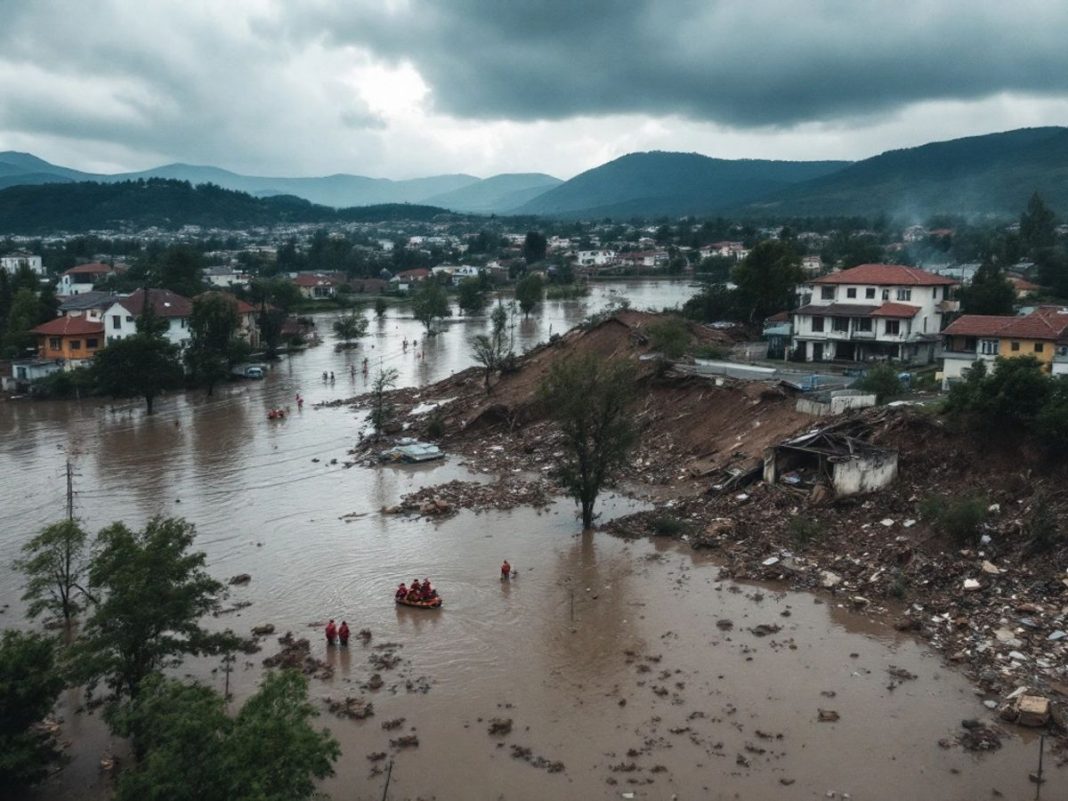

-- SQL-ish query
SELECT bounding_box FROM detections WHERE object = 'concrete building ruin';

[763,429,898,497]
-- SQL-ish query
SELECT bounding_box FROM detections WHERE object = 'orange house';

[31,316,105,366]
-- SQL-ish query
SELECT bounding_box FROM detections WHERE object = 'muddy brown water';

[0,280,1060,800]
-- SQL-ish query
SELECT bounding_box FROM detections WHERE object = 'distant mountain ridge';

[2,126,1068,220]
[0,152,551,211]
[513,152,849,217]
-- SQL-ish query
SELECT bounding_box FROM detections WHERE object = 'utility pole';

[223,651,236,702]
[65,460,74,521]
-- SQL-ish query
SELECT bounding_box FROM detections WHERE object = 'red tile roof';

[396,268,431,280]
[293,273,340,288]
[112,288,193,318]
[193,291,258,315]
[943,307,1068,340]
[31,316,104,336]
[63,262,119,276]
[871,302,920,318]
[812,264,958,287]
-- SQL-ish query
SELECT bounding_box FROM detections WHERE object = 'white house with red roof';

[941,306,1068,386]
[790,264,959,364]
[102,288,194,348]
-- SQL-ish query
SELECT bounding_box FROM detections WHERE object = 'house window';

[1011,341,1020,352]
[856,317,872,332]
[126,315,134,323]
[1035,342,1045,353]
[86,338,98,349]
[811,316,824,332]
[48,337,61,350]
[885,320,901,336]
[112,315,121,329]
[980,339,998,355]
[896,288,912,301]
[846,287,857,299]
[820,286,835,300]
[833,317,848,332]
[882,289,890,300]
[865,288,876,299]
[69,340,81,350]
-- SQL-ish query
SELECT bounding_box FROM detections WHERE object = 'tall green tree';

[155,246,206,298]
[0,631,64,795]
[411,281,451,334]
[186,292,240,396]
[469,303,512,393]
[456,278,486,316]
[523,231,547,263]
[14,520,91,626]
[961,260,1015,315]
[373,297,388,318]
[369,367,399,436]
[515,273,544,318]
[540,354,637,529]
[1020,191,1056,253]
[94,327,182,414]
[73,517,230,709]
[114,670,339,801]
[3,288,39,356]
[732,240,802,322]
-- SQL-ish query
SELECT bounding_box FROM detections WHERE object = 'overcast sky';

[2,0,1067,180]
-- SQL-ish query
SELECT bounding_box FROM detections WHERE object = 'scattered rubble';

[325,696,374,720]
[383,478,553,520]
[488,718,513,736]
[262,632,333,680]
[228,573,251,585]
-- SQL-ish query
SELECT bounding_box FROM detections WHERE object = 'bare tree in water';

[370,368,399,436]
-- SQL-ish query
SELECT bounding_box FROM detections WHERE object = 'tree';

[73,517,230,708]
[523,231,547,264]
[540,354,637,529]
[961,260,1015,315]
[155,246,206,298]
[373,297,388,318]
[945,356,1050,429]
[1037,376,1068,451]
[3,287,39,357]
[854,363,903,402]
[457,278,486,316]
[331,311,368,348]
[369,368,399,436]
[1020,191,1056,253]
[186,293,240,396]
[113,671,339,801]
[94,329,182,414]
[15,520,90,626]
[646,316,692,360]
[732,241,802,322]
[682,283,738,323]
[515,274,544,318]
[0,631,64,795]
[469,304,511,393]
[411,281,451,334]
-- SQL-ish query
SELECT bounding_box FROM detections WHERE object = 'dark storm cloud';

[305,0,1068,126]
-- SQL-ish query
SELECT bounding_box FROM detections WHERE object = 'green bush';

[647,316,692,360]
[650,514,688,536]
[1025,496,1061,555]
[854,363,903,402]
[920,493,987,544]
[30,367,96,399]
[788,516,823,547]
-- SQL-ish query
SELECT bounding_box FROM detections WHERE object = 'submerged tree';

[411,281,451,334]
[73,517,231,710]
[186,292,241,396]
[113,670,339,801]
[331,310,368,348]
[369,367,400,436]
[515,274,544,318]
[0,631,65,794]
[457,278,487,316]
[540,354,637,529]
[14,519,91,626]
[93,326,182,414]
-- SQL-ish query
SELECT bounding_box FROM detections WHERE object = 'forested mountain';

[513,152,850,217]
[0,180,454,233]
[738,127,1068,218]
[423,173,563,213]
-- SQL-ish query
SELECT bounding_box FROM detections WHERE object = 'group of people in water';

[395,577,438,602]
[324,619,350,646]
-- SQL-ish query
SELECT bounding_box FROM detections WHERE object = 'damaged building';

[763,429,898,497]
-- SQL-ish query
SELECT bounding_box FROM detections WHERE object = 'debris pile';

[325,696,374,720]
[384,478,554,519]
[262,632,333,680]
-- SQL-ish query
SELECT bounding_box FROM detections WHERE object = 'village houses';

[102,288,194,349]
[790,264,959,364]
[56,262,122,296]
[1,250,44,275]
[941,305,1068,386]
[29,315,105,369]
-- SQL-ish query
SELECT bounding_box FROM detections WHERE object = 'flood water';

[0,279,1059,800]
